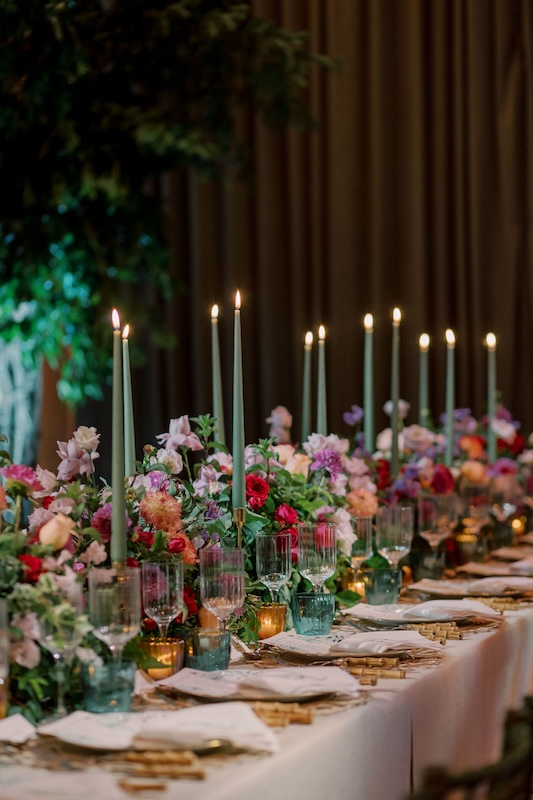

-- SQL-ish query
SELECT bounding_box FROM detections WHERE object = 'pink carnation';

[0,464,43,494]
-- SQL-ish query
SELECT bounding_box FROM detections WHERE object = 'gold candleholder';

[233,507,246,549]
[0,678,8,720]
[257,603,287,640]
[137,637,184,680]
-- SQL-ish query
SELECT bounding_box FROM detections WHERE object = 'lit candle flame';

[486,332,496,350]
[122,324,130,340]
[235,291,241,310]
[364,313,373,332]
[419,333,430,351]
[393,308,401,325]
[112,308,120,331]
[445,329,456,346]
[305,331,313,347]
[211,304,219,320]
[318,325,326,341]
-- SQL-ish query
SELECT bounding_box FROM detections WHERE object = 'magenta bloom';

[309,448,343,481]
[0,464,43,495]
[91,504,113,543]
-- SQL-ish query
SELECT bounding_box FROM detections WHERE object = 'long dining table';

[2,602,533,800]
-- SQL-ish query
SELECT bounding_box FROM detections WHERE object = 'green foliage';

[0,0,331,404]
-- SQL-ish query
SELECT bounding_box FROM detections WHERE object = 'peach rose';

[458,435,486,460]
[346,488,379,518]
[284,453,311,478]
[39,512,75,550]
[460,460,487,483]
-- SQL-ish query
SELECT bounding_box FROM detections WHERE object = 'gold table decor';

[257,603,287,640]
[137,637,184,680]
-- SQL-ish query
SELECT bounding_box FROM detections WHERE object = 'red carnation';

[245,475,270,510]
[498,433,525,456]
[18,554,44,583]
[274,503,298,526]
[431,464,455,495]
[375,459,391,491]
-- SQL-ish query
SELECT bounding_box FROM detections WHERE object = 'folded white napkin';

[467,576,533,593]
[237,666,358,697]
[39,704,278,753]
[0,714,36,744]
[329,630,444,655]
[458,562,512,577]
[402,599,500,621]
[492,546,533,561]
[509,557,533,576]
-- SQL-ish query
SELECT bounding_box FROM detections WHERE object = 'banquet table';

[2,606,533,800]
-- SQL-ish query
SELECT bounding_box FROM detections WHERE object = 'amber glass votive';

[257,603,287,640]
[137,637,184,680]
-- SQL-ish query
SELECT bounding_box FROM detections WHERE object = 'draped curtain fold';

[72,0,533,474]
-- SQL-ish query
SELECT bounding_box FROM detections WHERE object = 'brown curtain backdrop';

[60,0,533,476]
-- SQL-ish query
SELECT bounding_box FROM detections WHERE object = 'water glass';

[82,661,136,713]
[88,567,141,662]
[357,567,402,605]
[183,628,231,671]
[376,505,414,566]
[141,558,184,640]
[350,516,374,570]
[297,522,337,592]
[291,592,335,636]
[255,532,292,602]
[199,548,245,629]
[418,494,458,551]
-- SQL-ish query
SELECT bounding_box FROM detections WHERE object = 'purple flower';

[486,458,518,477]
[204,500,223,520]
[309,448,343,481]
[343,405,364,427]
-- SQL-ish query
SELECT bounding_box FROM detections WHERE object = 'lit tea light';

[257,603,287,640]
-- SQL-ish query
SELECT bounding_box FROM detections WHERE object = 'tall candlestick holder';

[233,507,246,549]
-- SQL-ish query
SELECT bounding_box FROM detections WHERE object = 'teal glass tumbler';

[82,661,136,713]
[183,628,231,671]
[291,592,335,636]
[357,567,402,605]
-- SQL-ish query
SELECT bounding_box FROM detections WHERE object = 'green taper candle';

[211,304,226,445]
[363,314,374,452]
[445,329,456,466]
[232,291,246,508]
[418,333,430,428]
[486,333,497,463]
[111,309,127,564]
[390,308,401,477]
[122,324,136,477]
[301,331,313,443]
[316,325,327,435]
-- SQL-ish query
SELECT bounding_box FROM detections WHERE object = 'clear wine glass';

[376,505,414,566]
[39,582,84,720]
[199,548,245,629]
[255,532,292,602]
[350,516,374,571]
[297,522,337,592]
[141,558,184,641]
[418,494,458,552]
[88,566,141,665]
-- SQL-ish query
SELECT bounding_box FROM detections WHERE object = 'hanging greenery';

[0,0,332,404]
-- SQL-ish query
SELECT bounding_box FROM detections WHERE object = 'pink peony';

[56,438,99,481]
[156,416,203,451]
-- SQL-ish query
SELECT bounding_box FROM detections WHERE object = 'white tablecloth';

[2,608,533,800]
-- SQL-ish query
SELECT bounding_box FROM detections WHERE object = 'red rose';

[41,496,54,510]
[18,554,44,583]
[431,464,455,495]
[126,557,139,568]
[375,459,391,491]
[498,433,525,456]
[142,617,158,632]
[245,475,270,510]
[168,537,186,554]
[274,503,298,526]
[135,529,155,548]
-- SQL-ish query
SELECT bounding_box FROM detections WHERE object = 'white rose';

[73,426,101,453]
[155,448,184,474]
[375,428,405,456]
[491,419,517,444]
[39,512,75,550]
